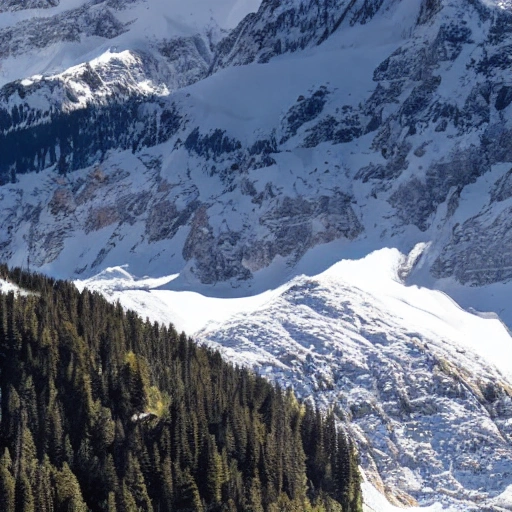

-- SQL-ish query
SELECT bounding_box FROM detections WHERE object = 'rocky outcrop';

[432,206,512,285]
[211,0,394,70]
[0,0,59,12]
[0,3,127,61]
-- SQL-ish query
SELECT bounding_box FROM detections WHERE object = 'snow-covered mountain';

[2,0,512,509]
[1,0,511,314]
[76,247,512,511]
[0,0,261,86]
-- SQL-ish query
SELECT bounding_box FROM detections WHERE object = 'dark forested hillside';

[0,94,182,185]
[0,265,362,512]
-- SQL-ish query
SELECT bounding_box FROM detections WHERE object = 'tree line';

[0,264,362,511]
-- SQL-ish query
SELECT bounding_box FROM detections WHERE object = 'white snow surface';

[78,247,512,381]
[0,278,21,294]
[76,264,285,336]
[361,477,451,512]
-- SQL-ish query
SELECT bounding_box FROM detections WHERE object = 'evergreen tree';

[53,462,88,512]
[0,449,16,512]
[15,472,35,512]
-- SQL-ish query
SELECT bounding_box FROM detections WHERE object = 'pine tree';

[120,480,138,512]
[125,452,153,512]
[53,462,88,512]
[0,449,16,512]
[15,472,34,512]
[107,491,117,512]
[204,435,224,504]
[247,474,264,512]
[176,471,203,512]
[33,456,53,512]
[159,455,174,511]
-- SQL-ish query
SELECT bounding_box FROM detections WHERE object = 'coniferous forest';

[0,265,362,512]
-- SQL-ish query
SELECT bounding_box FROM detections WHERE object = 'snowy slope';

[77,247,512,510]
[1,0,510,318]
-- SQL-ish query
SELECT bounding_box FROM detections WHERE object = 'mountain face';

[0,0,511,303]
[1,0,512,509]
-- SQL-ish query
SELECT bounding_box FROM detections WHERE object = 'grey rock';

[146,199,199,243]
[432,207,512,285]
[183,206,251,283]
[0,0,59,12]
[184,128,242,160]
[280,86,329,143]
[212,0,391,71]
[495,85,512,112]
[491,167,512,203]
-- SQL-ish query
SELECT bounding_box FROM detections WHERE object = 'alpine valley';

[1,0,512,510]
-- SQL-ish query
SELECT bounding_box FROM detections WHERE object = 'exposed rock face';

[0,153,363,283]
[432,205,512,285]
[258,192,363,261]
[0,3,128,60]
[156,35,213,89]
[0,0,217,98]
[0,0,59,12]
[182,205,252,284]
[211,0,394,70]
